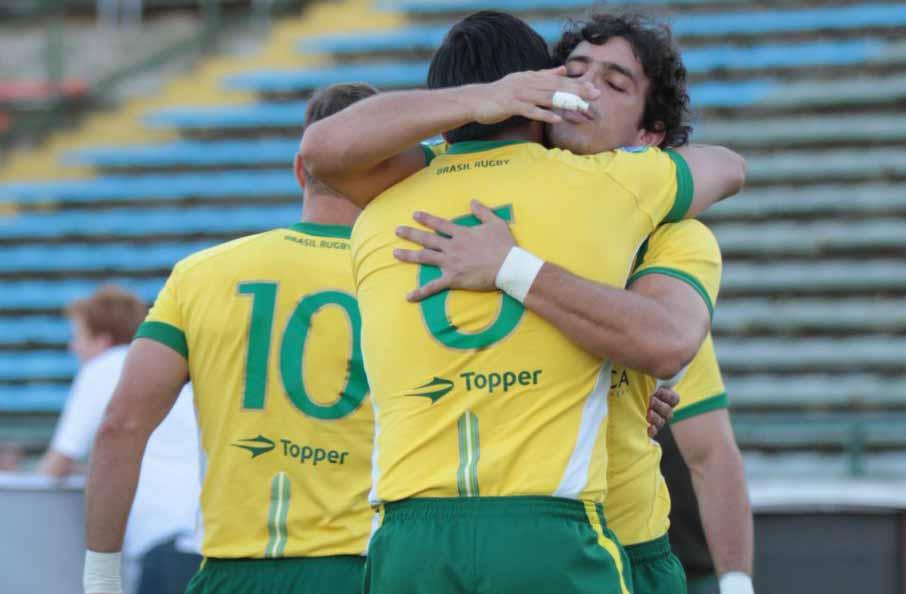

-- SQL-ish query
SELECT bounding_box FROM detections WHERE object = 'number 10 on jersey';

[237,282,368,420]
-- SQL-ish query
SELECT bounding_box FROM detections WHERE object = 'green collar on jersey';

[289,221,352,238]
[446,139,532,155]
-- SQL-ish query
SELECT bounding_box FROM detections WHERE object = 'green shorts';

[625,535,686,594]
[185,555,365,594]
[364,496,633,594]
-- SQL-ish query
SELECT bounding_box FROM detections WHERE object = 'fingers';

[394,248,444,266]
[520,105,562,124]
[653,386,680,409]
[396,225,448,250]
[649,396,676,424]
[647,409,668,437]
[413,211,459,237]
[470,200,500,224]
[407,277,450,302]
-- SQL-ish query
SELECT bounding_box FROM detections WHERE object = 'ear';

[638,123,666,148]
[293,152,306,189]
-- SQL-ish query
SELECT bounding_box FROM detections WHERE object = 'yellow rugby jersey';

[352,139,693,504]
[605,220,723,545]
[135,223,374,559]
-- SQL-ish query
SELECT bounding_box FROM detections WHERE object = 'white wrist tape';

[655,364,689,390]
[552,91,589,112]
[83,550,123,594]
[719,572,754,594]
[495,246,545,303]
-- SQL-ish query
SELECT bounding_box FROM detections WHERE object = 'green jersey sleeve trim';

[663,150,694,223]
[627,266,714,319]
[135,321,188,359]
[421,142,437,166]
[672,392,728,424]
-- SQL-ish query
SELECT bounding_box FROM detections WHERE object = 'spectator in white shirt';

[36,285,201,594]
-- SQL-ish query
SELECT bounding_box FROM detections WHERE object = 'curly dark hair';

[552,12,692,148]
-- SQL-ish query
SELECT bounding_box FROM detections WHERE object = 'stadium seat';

[227,39,891,95]
[0,384,69,413]
[0,351,77,381]
[711,220,906,255]
[0,317,72,345]
[714,337,905,372]
[65,138,299,169]
[726,375,906,410]
[699,113,906,148]
[722,261,906,293]
[0,204,298,239]
[0,170,296,204]
[377,0,744,16]
[0,241,217,272]
[304,5,906,55]
[146,101,309,131]
[703,184,906,220]
[0,279,164,310]
[715,299,906,333]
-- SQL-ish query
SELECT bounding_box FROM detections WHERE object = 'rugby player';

[302,11,744,594]
[391,13,754,594]
[83,84,378,594]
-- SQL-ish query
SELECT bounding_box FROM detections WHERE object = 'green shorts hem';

[624,534,686,594]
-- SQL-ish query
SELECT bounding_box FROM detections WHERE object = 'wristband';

[719,572,754,594]
[83,550,123,594]
[495,246,545,303]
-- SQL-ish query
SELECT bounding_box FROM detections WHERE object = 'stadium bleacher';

[1,0,905,480]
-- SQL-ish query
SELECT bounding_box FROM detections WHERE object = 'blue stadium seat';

[66,138,299,168]
[704,184,906,220]
[722,261,906,293]
[0,170,296,204]
[0,204,298,239]
[715,337,905,371]
[712,220,906,255]
[0,241,217,272]
[0,351,77,381]
[715,299,906,333]
[0,279,165,309]
[0,384,69,413]
[231,38,886,94]
[146,101,308,130]
[376,0,743,15]
[726,374,906,409]
[0,317,71,344]
[303,5,906,55]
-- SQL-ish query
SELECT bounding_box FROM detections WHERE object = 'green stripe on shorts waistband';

[624,533,673,563]
[383,496,602,522]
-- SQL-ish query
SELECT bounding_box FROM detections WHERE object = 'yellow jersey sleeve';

[134,264,188,359]
[673,333,727,423]
[602,146,694,226]
[627,219,722,319]
[420,138,449,165]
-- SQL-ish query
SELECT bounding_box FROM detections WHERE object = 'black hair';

[553,11,692,148]
[428,11,553,144]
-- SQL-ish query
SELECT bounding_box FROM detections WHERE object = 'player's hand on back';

[647,386,680,437]
[466,66,600,126]
[395,200,516,301]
